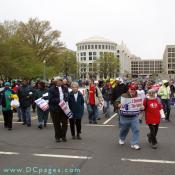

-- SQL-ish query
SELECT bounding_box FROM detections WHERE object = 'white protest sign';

[35,98,49,111]
[120,97,143,116]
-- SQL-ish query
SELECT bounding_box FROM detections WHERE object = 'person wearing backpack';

[143,89,162,149]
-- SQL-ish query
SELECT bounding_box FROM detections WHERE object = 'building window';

[102,45,105,49]
[89,52,96,60]
[88,45,90,49]
[99,45,101,49]
[168,53,172,57]
[80,52,86,61]
[85,45,87,50]
[95,45,97,49]
[89,57,92,60]
[91,45,94,49]
[168,48,172,52]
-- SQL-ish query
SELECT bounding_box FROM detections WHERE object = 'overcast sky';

[0,0,175,59]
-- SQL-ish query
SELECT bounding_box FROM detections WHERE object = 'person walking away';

[35,81,49,129]
[68,82,84,139]
[1,82,14,130]
[158,80,171,121]
[102,80,112,118]
[48,77,69,142]
[143,89,162,149]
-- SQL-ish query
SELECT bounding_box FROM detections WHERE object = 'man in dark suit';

[48,77,69,142]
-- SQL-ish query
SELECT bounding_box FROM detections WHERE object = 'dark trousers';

[148,124,159,145]
[69,118,82,136]
[3,110,13,129]
[50,110,68,140]
[161,99,171,120]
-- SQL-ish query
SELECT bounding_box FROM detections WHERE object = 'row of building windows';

[168,53,175,57]
[168,64,175,68]
[77,44,117,51]
[168,48,175,52]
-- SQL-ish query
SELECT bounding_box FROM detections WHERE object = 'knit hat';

[4,82,11,86]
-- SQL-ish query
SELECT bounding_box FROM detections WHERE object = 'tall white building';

[76,36,131,79]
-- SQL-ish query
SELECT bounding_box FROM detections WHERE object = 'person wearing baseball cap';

[116,83,143,150]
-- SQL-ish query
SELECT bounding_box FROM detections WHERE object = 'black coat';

[18,85,34,108]
[111,83,128,104]
[48,85,69,112]
[68,91,84,119]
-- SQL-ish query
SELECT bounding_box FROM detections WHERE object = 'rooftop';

[76,36,117,45]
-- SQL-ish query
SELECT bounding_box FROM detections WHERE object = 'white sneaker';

[119,139,125,145]
[131,144,141,150]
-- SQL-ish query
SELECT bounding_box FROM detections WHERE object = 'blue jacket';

[68,91,84,119]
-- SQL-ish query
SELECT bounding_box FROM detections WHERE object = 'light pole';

[43,59,46,81]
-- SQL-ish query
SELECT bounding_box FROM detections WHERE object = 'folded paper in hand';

[35,98,49,111]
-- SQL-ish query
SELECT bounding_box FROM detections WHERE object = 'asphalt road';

[0,106,175,175]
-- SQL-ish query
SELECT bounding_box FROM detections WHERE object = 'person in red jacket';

[143,89,162,149]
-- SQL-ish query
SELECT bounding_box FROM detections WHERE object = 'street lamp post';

[43,59,46,81]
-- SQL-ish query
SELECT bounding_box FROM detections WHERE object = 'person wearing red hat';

[116,83,143,150]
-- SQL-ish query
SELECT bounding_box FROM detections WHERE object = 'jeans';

[21,107,31,125]
[87,104,98,123]
[104,100,110,117]
[119,116,140,145]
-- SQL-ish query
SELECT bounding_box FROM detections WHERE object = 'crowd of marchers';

[0,77,174,150]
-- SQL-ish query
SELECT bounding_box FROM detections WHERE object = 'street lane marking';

[33,154,92,160]
[0,151,19,155]
[0,121,168,128]
[121,158,175,164]
[85,124,116,127]
[103,113,117,125]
